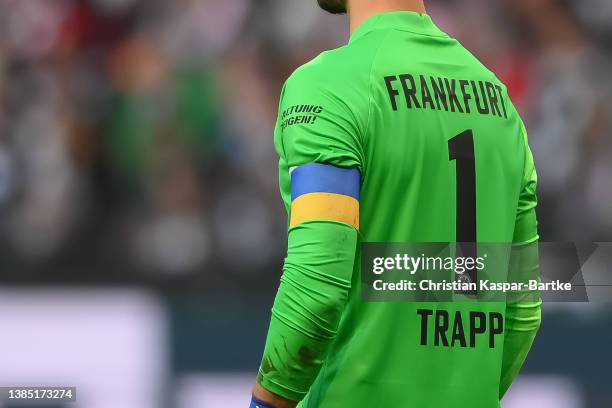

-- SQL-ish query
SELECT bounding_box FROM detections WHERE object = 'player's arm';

[500,122,542,399]
[252,65,365,406]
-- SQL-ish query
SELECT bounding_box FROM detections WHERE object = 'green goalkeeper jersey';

[259,11,541,408]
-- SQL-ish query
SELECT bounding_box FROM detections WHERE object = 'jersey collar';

[349,11,448,44]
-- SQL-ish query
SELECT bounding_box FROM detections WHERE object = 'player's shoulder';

[285,33,385,92]
[455,40,507,89]
[454,39,521,116]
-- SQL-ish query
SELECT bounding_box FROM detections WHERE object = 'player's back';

[298,12,533,408]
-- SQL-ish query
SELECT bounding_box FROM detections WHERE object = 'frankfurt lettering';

[384,74,508,119]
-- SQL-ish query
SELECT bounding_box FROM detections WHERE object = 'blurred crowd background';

[0,0,610,407]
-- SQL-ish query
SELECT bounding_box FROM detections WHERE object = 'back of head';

[317,0,347,14]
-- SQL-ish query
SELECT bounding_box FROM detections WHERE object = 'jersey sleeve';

[501,121,542,399]
[274,61,367,176]
[512,121,538,244]
[257,63,367,401]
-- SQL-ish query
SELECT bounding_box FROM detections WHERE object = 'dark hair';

[317,0,347,15]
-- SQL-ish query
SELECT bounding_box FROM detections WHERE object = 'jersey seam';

[277,84,288,160]
[364,30,393,177]
[387,27,449,38]
[520,123,530,190]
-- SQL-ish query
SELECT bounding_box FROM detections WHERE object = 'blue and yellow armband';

[289,163,360,230]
